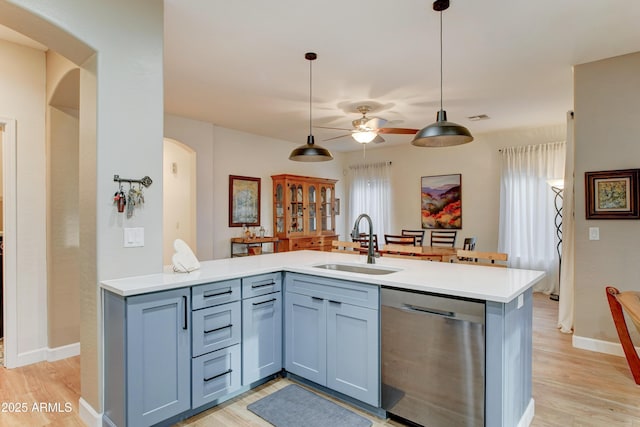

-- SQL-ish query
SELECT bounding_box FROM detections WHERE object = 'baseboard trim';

[47,342,80,362]
[12,342,81,367]
[79,397,102,427]
[573,334,640,357]
[517,398,535,427]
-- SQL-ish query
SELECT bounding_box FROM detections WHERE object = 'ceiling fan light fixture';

[289,52,333,162]
[352,130,377,144]
[412,0,473,148]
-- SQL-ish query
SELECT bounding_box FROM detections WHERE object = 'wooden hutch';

[271,174,338,252]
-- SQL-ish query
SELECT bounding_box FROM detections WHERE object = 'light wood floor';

[1,294,639,426]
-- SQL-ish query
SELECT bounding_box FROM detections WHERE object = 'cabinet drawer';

[192,301,241,357]
[242,272,282,298]
[192,279,241,309]
[192,344,241,409]
[285,273,379,309]
[292,237,322,249]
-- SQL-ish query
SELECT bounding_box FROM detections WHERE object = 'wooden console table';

[230,236,280,257]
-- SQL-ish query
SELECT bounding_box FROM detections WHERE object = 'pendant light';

[289,52,334,162]
[412,0,473,147]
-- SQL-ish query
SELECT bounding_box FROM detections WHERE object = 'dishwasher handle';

[402,303,455,318]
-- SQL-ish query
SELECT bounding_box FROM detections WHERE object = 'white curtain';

[348,162,392,241]
[558,112,575,333]
[499,141,566,294]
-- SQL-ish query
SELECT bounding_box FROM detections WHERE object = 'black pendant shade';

[412,0,473,148]
[289,52,333,162]
[289,135,333,161]
[411,110,473,147]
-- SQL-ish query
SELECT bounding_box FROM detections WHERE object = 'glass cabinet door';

[289,183,304,233]
[320,186,333,233]
[275,184,284,233]
[308,185,317,233]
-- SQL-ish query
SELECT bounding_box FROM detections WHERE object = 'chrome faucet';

[351,213,375,264]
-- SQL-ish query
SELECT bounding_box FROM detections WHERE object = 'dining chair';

[331,240,363,254]
[606,286,640,384]
[463,237,477,250]
[352,233,379,252]
[401,229,426,246]
[384,234,416,245]
[430,230,458,247]
[455,250,508,267]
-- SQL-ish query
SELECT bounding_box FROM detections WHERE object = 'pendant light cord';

[309,57,313,135]
[439,9,443,112]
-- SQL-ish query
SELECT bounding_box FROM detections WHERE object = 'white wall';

[343,124,566,251]
[574,51,640,345]
[165,114,347,259]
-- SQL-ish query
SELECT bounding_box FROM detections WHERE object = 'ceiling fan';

[316,105,419,144]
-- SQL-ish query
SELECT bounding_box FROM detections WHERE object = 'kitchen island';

[101,250,544,427]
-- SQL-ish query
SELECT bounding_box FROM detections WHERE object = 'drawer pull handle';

[251,281,276,289]
[253,298,277,306]
[203,289,233,298]
[311,296,323,302]
[204,369,233,382]
[204,324,232,334]
[328,300,342,305]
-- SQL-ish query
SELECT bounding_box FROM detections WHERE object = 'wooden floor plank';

[1,293,639,426]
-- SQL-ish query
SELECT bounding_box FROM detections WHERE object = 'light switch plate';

[124,227,144,247]
[589,227,599,241]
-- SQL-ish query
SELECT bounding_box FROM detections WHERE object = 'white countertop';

[100,250,545,303]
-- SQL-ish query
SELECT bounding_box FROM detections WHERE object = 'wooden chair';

[381,244,424,259]
[463,237,477,250]
[331,240,363,254]
[606,286,640,385]
[352,233,379,252]
[384,234,416,245]
[455,250,508,267]
[430,230,458,247]
[401,229,425,246]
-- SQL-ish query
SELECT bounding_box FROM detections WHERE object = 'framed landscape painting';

[421,174,462,229]
[585,169,640,219]
[229,175,261,227]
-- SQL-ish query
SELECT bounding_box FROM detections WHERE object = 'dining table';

[379,244,459,262]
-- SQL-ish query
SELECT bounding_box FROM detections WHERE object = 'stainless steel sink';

[313,263,401,275]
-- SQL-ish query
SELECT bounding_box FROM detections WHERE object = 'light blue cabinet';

[104,288,191,427]
[285,291,327,384]
[242,292,282,384]
[327,301,379,406]
[284,273,379,406]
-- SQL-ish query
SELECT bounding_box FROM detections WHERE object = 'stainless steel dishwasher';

[381,287,485,427]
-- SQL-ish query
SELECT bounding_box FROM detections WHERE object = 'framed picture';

[585,169,640,219]
[421,174,462,229]
[229,175,261,227]
[334,198,341,215]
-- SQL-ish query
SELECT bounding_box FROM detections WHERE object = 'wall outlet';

[589,227,599,241]
[124,227,144,247]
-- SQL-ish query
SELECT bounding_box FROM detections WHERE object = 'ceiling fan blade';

[314,125,353,131]
[372,135,386,143]
[376,127,419,135]
[364,117,387,129]
[323,133,351,141]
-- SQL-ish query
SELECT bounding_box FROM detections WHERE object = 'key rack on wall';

[113,174,153,187]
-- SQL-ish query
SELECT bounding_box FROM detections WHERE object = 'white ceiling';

[4,1,640,153]
[162,0,640,152]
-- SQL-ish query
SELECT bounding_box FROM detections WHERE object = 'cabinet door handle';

[203,289,232,298]
[204,324,233,334]
[182,296,188,330]
[251,281,276,289]
[204,369,233,382]
[311,296,323,302]
[253,298,277,306]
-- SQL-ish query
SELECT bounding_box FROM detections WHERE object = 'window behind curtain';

[498,141,565,294]
[348,162,392,241]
